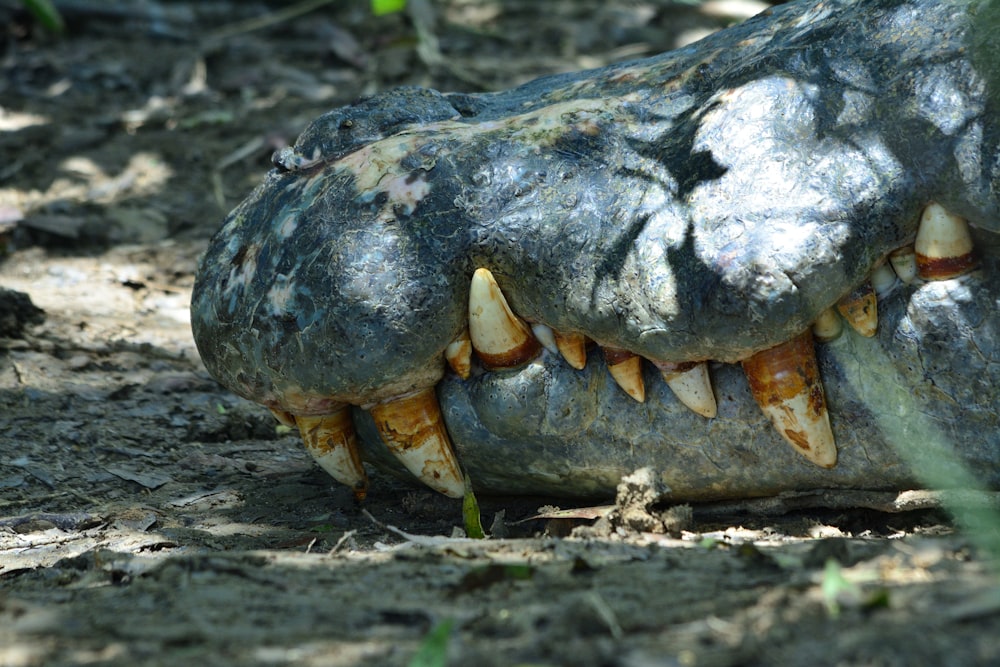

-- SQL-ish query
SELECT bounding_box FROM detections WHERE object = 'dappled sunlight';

[3,1,1000,665]
[0,151,173,212]
[0,108,50,132]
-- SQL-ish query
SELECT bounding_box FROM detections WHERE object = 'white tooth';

[741,330,838,469]
[915,202,977,280]
[836,281,877,338]
[269,407,297,428]
[369,387,464,498]
[870,261,897,296]
[812,307,843,343]
[297,408,369,500]
[655,361,717,418]
[889,246,917,284]
[468,268,540,370]
[553,331,587,370]
[603,347,645,403]
[445,329,472,379]
[531,323,559,355]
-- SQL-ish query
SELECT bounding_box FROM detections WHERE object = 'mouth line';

[351,243,999,500]
[265,201,992,501]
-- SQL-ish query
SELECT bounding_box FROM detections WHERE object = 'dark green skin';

[192,0,1000,500]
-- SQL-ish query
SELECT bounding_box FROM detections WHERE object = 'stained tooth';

[915,202,977,280]
[836,280,878,337]
[269,407,297,428]
[369,387,464,498]
[468,268,541,370]
[297,407,369,500]
[531,323,560,355]
[811,307,843,343]
[603,347,645,403]
[445,329,472,379]
[654,361,717,418]
[741,330,838,469]
[888,246,917,284]
[553,331,587,370]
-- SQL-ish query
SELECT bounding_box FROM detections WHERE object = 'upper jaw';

[354,249,1000,500]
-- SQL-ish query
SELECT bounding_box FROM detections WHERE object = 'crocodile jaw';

[190,0,1000,501]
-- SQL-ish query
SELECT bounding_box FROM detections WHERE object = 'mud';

[2,1,999,665]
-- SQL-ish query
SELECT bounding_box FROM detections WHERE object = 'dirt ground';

[2,1,1000,665]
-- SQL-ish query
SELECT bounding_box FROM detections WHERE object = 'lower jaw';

[352,256,1000,501]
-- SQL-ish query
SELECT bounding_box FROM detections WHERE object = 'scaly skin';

[192,0,1000,500]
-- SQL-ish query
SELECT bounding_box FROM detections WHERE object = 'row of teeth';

[271,202,978,500]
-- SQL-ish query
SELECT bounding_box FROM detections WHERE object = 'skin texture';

[192,0,1000,500]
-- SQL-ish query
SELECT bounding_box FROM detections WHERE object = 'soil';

[2,1,999,665]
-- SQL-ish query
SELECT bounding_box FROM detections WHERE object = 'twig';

[328,529,357,555]
[362,509,474,547]
[206,0,338,43]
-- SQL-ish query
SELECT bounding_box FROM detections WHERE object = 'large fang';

[468,268,541,370]
[296,408,369,500]
[603,348,645,403]
[915,202,977,280]
[836,281,877,337]
[553,331,587,370]
[741,330,838,469]
[369,387,465,498]
[654,361,717,418]
[445,329,472,379]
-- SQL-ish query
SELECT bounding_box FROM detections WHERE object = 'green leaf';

[309,524,334,533]
[462,474,486,539]
[408,619,453,667]
[371,0,407,16]
[22,0,64,33]
[821,558,859,618]
[698,536,720,549]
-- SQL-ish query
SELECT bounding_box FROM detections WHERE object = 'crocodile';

[191,0,1000,502]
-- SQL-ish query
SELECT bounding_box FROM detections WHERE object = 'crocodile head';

[191,0,1000,501]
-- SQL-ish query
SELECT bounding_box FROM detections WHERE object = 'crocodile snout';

[191,0,1000,501]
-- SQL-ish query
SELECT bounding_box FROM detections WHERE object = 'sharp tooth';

[445,329,472,379]
[915,202,977,280]
[603,347,645,403]
[741,330,838,469]
[369,387,464,498]
[296,408,369,500]
[531,323,560,355]
[888,246,917,284]
[468,268,541,370]
[836,280,878,337]
[654,361,717,418]
[870,261,898,296]
[812,307,843,343]
[553,331,587,370]
[269,407,297,428]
